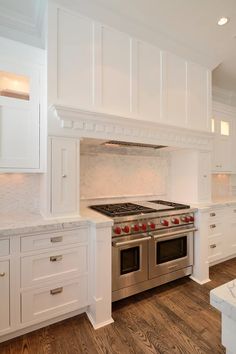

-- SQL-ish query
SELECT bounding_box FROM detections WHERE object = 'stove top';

[90,200,190,218]
[90,202,157,217]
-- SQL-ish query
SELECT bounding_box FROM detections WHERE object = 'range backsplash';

[80,149,169,200]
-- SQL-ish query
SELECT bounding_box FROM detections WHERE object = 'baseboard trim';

[0,307,87,344]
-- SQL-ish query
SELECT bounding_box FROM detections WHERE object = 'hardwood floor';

[1,258,236,354]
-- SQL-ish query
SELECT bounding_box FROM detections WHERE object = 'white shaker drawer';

[208,209,224,221]
[0,239,9,257]
[208,221,223,237]
[21,276,88,324]
[208,236,223,263]
[21,246,88,288]
[21,228,88,252]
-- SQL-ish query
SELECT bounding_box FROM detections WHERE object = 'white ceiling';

[0,0,235,92]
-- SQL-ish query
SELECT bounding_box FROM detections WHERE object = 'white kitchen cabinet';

[0,62,40,170]
[207,205,236,265]
[0,261,10,332]
[211,106,234,173]
[170,150,211,204]
[51,138,80,215]
[0,37,46,172]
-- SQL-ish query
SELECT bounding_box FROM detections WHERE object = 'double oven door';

[112,227,195,292]
[149,228,194,279]
[112,234,150,291]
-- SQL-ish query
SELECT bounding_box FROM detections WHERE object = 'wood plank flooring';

[1,258,236,354]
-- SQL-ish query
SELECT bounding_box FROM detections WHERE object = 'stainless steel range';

[90,200,197,302]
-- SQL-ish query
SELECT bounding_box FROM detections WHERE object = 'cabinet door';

[227,219,236,256]
[51,138,78,215]
[162,52,187,127]
[0,261,10,332]
[198,152,211,202]
[0,62,40,170]
[212,115,232,172]
[187,62,210,131]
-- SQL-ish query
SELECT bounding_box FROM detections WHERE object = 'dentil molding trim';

[50,104,213,151]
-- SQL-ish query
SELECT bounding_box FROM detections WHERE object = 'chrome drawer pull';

[210,244,217,249]
[50,236,63,243]
[50,287,63,295]
[210,212,216,217]
[210,224,216,229]
[0,272,5,277]
[50,255,63,262]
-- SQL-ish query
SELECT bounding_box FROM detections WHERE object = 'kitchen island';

[210,280,236,354]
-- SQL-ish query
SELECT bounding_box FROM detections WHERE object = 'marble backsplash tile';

[80,150,169,200]
[0,174,40,213]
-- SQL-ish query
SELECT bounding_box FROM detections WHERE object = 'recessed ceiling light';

[218,17,229,26]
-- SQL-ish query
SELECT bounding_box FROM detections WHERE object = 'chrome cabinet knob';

[62,174,67,178]
[0,272,6,277]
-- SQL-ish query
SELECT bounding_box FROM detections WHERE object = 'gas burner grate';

[90,203,157,217]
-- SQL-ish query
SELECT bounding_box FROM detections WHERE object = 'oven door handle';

[150,227,198,240]
[112,236,151,248]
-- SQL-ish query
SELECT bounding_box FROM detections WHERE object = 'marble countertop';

[210,280,236,321]
[0,209,112,237]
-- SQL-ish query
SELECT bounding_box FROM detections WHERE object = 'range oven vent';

[103,141,167,149]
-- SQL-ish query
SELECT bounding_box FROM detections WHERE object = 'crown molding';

[0,0,46,48]
[212,86,236,109]
[49,105,213,151]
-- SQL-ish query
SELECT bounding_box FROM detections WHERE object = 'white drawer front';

[21,228,88,252]
[21,276,88,323]
[0,239,9,257]
[21,246,88,288]
[208,221,223,237]
[208,209,224,221]
[208,236,223,263]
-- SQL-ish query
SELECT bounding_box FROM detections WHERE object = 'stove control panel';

[112,213,195,237]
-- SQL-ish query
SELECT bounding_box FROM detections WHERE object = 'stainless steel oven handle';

[112,236,151,248]
[150,227,198,240]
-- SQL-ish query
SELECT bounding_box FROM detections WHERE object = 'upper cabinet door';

[162,52,187,127]
[56,9,93,107]
[0,62,40,170]
[187,62,211,131]
[135,41,162,122]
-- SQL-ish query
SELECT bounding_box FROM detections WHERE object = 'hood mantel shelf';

[50,104,213,151]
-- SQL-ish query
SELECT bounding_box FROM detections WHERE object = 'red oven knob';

[181,216,190,223]
[161,219,169,227]
[189,216,194,222]
[171,218,179,225]
[150,222,155,229]
[122,225,130,233]
[133,224,140,232]
[114,226,122,235]
[141,223,147,231]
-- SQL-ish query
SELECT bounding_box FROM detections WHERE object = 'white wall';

[80,146,169,200]
[0,174,40,213]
